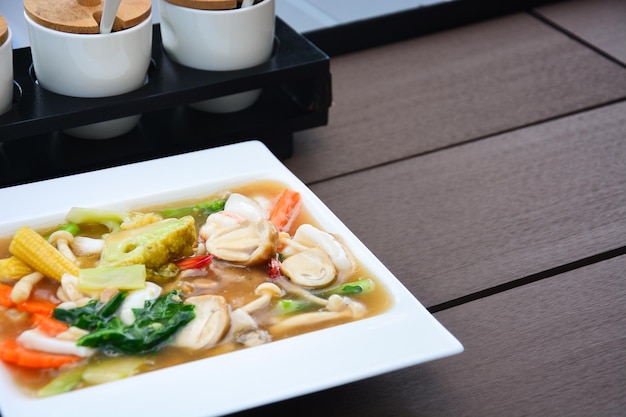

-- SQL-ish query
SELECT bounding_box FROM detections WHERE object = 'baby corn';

[9,226,80,281]
[0,256,33,280]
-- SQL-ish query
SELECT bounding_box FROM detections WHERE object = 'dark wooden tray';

[0,18,331,187]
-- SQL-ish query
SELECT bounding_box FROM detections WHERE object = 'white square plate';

[0,140,462,417]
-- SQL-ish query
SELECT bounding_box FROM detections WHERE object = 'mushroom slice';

[70,236,104,257]
[240,283,282,314]
[48,230,76,262]
[172,294,229,350]
[280,247,337,289]
[11,272,44,304]
[326,294,367,318]
[57,272,84,303]
[275,277,329,307]
[202,213,278,265]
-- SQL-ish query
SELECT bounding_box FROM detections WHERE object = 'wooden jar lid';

[0,15,8,47]
[24,0,152,34]
[162,0,257,11]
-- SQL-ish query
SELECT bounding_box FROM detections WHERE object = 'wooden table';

[230,0,626,415]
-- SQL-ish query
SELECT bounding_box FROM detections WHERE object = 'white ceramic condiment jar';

[0,15,13,115]
[24,0,152,139]
[158,0,275,113]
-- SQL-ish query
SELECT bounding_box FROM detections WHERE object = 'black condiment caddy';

[0,18,331,188]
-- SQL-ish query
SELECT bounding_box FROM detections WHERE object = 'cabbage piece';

[78,264,147,292]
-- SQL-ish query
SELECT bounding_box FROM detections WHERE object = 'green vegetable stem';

[275,298,316,314]
[160,199,226,218]
[322,278,374,296]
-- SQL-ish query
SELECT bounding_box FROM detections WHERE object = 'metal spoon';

[99,0,122,34]
[240,0,255,8]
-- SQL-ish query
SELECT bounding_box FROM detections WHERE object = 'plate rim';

[0,140,463,417]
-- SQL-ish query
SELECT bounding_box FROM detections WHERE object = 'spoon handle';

[100,0,122,34]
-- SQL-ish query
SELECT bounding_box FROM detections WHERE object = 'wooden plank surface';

[285,12,626,183]
[306,101,626,308]
[229,254,626,417]
[242,4,626,415]
[2,3,623,417]
[535,0,626,65]
[236,3,626,416]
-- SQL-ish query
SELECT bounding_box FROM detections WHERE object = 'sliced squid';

[172,294,230,350]
[281,224,355,274]
[199,193,279,265]
[223,193,266,223]
[200,212,278,265]
[17,329,94,358]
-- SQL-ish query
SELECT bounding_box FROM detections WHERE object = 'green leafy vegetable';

[53,290,195,355]
[53,291,128,331]
[80,291,194,355]
[160,199,226,218]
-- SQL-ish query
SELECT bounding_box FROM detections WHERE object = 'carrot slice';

[32,314,69,337]
[0,339,81,369]
[0,283,57,316]
[0,284,13,307]
[269,189,301,232]
[16,299,56,317]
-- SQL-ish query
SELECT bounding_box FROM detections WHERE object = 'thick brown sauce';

[0,180,393,396]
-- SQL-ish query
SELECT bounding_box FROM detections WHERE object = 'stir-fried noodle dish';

[0,181,391,397]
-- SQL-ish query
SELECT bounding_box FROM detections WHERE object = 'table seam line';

[305,97,626,188]
[527,9,626,70]
[426,245,626,314]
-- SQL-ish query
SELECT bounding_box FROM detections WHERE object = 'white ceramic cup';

[24,12,153,139]
[158,0,275,113]
[0,26,13,115]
